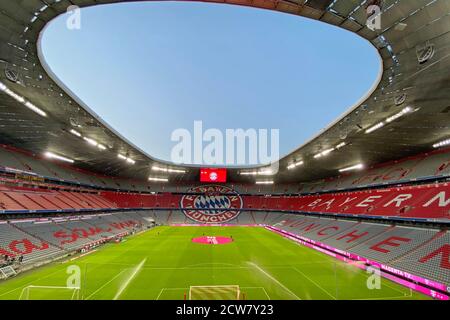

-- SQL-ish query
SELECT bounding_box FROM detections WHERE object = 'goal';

[189,285,241,300]
[0,266,17,279]
[19,285,81,300]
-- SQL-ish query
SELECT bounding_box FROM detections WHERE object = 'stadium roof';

[0,0,449,184]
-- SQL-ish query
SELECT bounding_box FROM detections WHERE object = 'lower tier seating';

[0,223,62,263]
[0,212,154,265]
[392,233,449,286]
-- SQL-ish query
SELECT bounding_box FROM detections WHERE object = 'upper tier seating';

[2,181,450,220]
[2,145,450,194]
[102,182,450,220]
[0,186,116,211]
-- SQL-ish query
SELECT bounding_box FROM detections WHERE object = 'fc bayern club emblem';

[209,172,218,181]
[181,185,243,223]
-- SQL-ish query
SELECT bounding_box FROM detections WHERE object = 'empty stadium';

[0,0,449,303]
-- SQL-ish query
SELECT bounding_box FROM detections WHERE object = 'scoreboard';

[200,168,227,183]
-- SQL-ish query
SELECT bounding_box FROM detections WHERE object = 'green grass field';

[0,226,429,300]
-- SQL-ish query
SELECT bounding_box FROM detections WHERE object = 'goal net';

[19,286,81,300]
[189,285,241,300]
[0,266,16,279]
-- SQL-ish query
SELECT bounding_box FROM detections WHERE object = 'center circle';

[191,236,233,245]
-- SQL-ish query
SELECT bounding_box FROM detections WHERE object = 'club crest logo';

[181,185,243,223]
[209,172,218,181]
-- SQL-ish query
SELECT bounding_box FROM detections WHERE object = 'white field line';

[98,265,249,270]
[113,258,146,300]
[89,230,151,300]
[292,267,336,300]
[1,226,149,299]
[156,287,189,300]
[87,262,330,270]
[379,277,411,296]
[156,288,165,300]
[0,267,64,298]
[246,286,271,300]
[85,269,127,300]
[261,287,271,300]
[339,262,407,296]
[247,262,301,300]
[186,262,243,268]
[353,279,412,300]
[276,231,413,298]
[156,287,270,300]
[352,294,412,300]
[68,249,97,262]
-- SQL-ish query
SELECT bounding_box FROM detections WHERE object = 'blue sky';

[41,2,380,164]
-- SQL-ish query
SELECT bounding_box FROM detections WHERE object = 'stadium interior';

[0,0,449,301]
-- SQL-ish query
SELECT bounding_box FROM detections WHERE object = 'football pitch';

[0,226,429,300]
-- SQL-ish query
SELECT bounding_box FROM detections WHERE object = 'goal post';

[19,285,81,300]
[0,266,17,279]
[189,285,241,300]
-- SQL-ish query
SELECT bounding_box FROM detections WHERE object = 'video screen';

[200,168,227,183]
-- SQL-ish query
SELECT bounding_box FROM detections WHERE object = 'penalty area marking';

[0,267,66,298]
[84,269,127,300]
[156,288,188,300]
[292,266,336,300]
[156,287,271,300]
[247,262,301,300]
[253,286,271,300]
